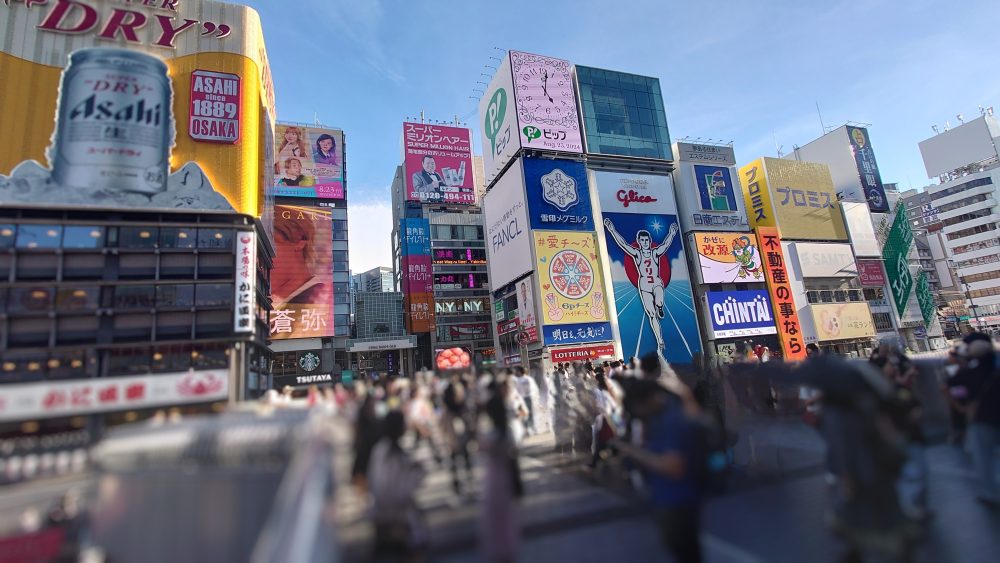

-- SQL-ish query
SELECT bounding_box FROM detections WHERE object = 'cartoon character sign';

[695,232,765,284]
[601,213,701,364]
[731,236,762,279]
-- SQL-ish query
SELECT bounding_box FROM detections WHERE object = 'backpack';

[689,413,730,494]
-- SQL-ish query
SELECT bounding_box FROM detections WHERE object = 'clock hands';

[542,69,554,104]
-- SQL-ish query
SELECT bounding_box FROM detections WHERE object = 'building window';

[872,312,893,332]
[107,347,151,376]
[152,344,193,373]
[56,287,99,311]
[113,285,155,309]
[159,227,197,249]
[0,224,15,248]
[930,177,992,201]
[197,228,233,250]
[16,225,62,249]
[62,226,105,249]
[195,283,232,307]
[156,284,195,308]
[7,287,54,313]
[947,222,997,241]
[119,227,158,249]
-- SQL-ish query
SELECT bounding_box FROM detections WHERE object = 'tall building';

[918,113,1000,330]
[353,266,394,293]
[0,0,276,481]
[347,291,414,378]
[480,53,702,371]
[392,122,494,372]
[267,123,350,389]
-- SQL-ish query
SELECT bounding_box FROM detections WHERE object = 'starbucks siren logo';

[298,352,321,373]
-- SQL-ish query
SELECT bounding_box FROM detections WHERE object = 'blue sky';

[245,0,1000,272]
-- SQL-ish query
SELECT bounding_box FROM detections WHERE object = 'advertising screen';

[523,156,593,231]
[857,259,888,287]
[811,303,876,341]
[846,126,889,212]
[483,158,532,290]
[400,218,434,333]
[692,232,765,284]
[0,0,276,217]
[756,227,806,360]
[273,124,345,200]
[515,276,539,343]
[434,273,489,290]
[479,54,517,186]
[595,170,702,364]
[432,248,487,265]
[741,158,848,241]
[706,290,778,339]
[509,51,583,154]
[403,122,475,205]
[270,205,333,340]
[794,243,858,278]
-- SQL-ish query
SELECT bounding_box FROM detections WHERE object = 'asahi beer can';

[50,48,173,195]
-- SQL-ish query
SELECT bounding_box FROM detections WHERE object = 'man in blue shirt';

[613,377,704,563]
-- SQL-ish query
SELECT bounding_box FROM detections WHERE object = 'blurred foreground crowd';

[326,333,998,563]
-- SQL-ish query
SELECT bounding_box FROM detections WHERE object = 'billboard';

[509,51,583,154]
[811,303,876,341]
[483,158,532,290]
[674,142,737,166]
[400,218,434,333]
[403,122,475,205]
[273,124,345,200]
[270,205,333,339]
[0,0,276,217]
[534,230,608,326]
[480,54,517,185]
[846,126,889,212]
[550,343,617,364]
[523,157,593,230]
[432,248,487,265]
[234,231,257,333]
[706,290,778,339]
[543,322,614,347]
[842,201,881,257]
[794,243,858,278]
[918,116,1000,179]
[756,227,806,360]
[515,276,539,343]
[595,170,701,364]
[857,259,887,287]
[916,271,936,327]
[692,232,764,284]
[741,158,848,241]
[882,210,914,317]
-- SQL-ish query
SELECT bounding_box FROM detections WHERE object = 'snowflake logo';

[540,168,578,212]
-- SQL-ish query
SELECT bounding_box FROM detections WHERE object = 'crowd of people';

[325,333,998,563]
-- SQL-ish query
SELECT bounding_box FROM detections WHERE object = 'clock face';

[512,54,576,126]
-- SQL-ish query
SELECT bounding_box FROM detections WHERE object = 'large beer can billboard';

[0,0,276,217]
[402,122,475,205]
[270,204,334,340]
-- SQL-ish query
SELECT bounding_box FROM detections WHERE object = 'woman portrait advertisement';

[278,157,315,187]
[271,206,333,311]
[277,126,310,160]
[311,132,343,182]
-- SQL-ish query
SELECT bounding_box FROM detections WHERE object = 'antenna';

[989,107,995,117]
[931,125,939,134]
[314,112,320,126]
[815,101,826,135]
[944,121,950,131]
[772,131,783,158]
[957,113,965,124]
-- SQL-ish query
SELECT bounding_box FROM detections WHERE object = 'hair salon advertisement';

[403,122,475,205]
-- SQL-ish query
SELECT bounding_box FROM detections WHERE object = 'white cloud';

[348,200,393,274]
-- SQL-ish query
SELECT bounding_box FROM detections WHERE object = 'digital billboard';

[706,290,778,339]
[483,158,532,290]
[741,158,848,241]
[692,232,764,284]
[509,51,583,154]
[270,205,333,340]
[273,124,345,200]
[523,157,593,231]
[432,248,487,265]
[403,122,475,205]
[595,170,702,364]
[811,303,876,341]
[846,126,889,212]
[400,218,435,333]
[0,0,276,217]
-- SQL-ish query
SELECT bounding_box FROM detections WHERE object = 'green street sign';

[340,370,354,384]
[882,208,914,317]
[916,271,935,327]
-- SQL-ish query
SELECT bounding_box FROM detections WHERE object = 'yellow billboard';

[811,303,876,341]
[533,231,609,326]
[0,0,275,218]
[744,158,847,241]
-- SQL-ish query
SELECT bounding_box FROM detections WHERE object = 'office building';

[346,291,414,378]
[353,267,395,293]
[0,0,276,481]
[918,113,1000,330]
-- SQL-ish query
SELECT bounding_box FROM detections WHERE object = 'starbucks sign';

[298,352,321,373]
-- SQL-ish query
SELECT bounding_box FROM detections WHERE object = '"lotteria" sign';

[550,343,617,364]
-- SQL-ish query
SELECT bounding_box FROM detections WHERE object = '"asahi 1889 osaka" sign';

[190,70,241,143]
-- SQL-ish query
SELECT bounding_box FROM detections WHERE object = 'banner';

[692,232,764,284]
[857,259,887,287]
[740,159,776,229]
[595,170,701,364]
[706,290,778,339]
[523,157,593,231]
[882,210,914,317]
[479,54,517,185]
[403,122,475,205]
[542,322,614,346]
[756,227,806,360]
[273,124,345,199]
[270,205,333,339]
[534,231,608,326]
[483,158,532,290]
[916,271,936,328]
[811,303,876,341]
[742,158,848,241]
[0,0,276,216]
[550,343,617,364]
[846,126,889,213]
[510,51,583,154]
[795,243,858,278]
[515,276,539,343]
[400,218,434,333]
[234,231,256,333]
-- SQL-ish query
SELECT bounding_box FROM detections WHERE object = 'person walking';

[959,337,1000,506]
[586,371,620,471]
[512,367,540,435]
[479,391,523,563]
[368,410,427,560]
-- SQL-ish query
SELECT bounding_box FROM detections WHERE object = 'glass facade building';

[574,66,672,160]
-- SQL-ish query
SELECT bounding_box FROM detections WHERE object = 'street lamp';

[948,259,981,328]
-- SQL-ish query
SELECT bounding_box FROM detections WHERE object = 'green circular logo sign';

[484,87,508,152]
[523,126,541,141]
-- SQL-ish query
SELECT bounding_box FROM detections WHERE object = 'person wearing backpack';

[612,377,705,563]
